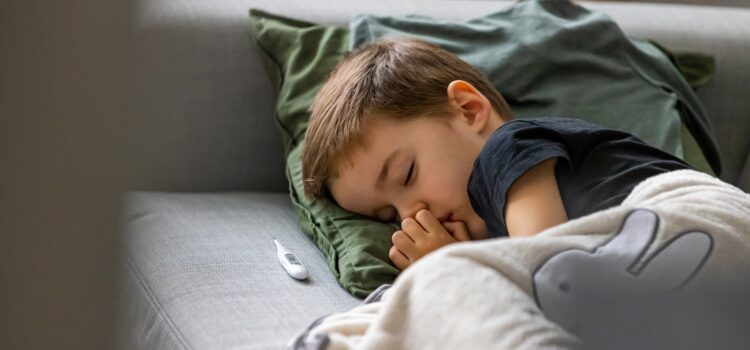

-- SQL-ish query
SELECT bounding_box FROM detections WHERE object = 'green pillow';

[247,5,717,298]
[248,9,399,298]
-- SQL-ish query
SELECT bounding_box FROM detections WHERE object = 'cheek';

[443,159,473,192]
[421,164,471,202]
[330,177,383,217]
[418,146,475,202]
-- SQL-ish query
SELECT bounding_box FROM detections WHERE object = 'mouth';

[438,212,454,223]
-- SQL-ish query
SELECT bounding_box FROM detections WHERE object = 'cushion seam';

[120,250,193,350]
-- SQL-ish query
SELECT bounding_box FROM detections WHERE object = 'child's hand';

[389,209,471,271]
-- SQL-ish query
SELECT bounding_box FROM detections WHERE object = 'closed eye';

[403,161,414,186]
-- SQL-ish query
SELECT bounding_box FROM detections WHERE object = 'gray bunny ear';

[597,209,659,273]
[637,231,713,294]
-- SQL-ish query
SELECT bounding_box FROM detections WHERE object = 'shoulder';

[481,117,580,158]
[472,118,573,183]
[486,117,633,154]
[504,117,604,130]
[489,117,601,139]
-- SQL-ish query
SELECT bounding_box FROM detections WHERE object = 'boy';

[301,38,691,271]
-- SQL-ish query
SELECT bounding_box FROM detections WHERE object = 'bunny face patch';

[532,209,714,348]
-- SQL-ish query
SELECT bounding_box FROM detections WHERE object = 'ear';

[446,80,491,134]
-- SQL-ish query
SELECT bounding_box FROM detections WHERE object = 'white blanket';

[290,170,750,349]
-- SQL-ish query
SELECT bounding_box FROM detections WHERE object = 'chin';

[468,219,489,240]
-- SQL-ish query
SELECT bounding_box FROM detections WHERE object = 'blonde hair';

[302,37,512,199]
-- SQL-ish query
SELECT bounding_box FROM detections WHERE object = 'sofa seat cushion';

[119,192,360,349]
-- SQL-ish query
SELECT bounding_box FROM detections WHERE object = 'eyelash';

[403,161,414,186]
[378,161,414,222]
[380,161,414,222]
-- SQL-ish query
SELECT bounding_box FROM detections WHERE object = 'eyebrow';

[375,148,403,191]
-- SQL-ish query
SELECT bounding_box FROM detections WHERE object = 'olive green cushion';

[247,5,716,298]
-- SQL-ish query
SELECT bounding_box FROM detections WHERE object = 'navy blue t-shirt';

[467,117,692,238]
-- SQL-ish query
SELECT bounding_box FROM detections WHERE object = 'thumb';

[443,221,471,242]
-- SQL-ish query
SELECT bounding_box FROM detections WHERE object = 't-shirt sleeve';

[468,120,570,238]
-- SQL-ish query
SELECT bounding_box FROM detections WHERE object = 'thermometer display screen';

[285,253,301,265]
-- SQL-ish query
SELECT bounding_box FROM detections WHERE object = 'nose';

[396,201,427,222]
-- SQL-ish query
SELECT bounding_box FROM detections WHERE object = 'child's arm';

[504,158,568,238]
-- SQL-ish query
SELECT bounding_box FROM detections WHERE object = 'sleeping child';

[300,37,691,271]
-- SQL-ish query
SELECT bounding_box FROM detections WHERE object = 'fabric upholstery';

[119,192,360,349]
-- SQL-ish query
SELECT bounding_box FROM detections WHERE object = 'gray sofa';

[118,1,750,349]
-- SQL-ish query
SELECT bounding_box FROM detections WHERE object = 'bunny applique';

[532,208,750,349]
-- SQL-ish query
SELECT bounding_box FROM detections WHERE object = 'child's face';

[328,114,489,240]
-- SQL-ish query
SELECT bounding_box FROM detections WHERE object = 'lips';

[438,212,453,223]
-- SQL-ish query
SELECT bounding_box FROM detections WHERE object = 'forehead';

[333,114,453,176]
[335,118,405,178]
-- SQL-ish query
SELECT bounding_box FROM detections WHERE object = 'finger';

[392,230,418,257]
[443,221,471,241]
[599,209,658,271]
[389,245,410,271]
[415,209,443,234]
[401,217,427,238]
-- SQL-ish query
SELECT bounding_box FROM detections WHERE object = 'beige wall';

[1,1,133,349]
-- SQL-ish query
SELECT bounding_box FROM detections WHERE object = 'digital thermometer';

[274,239,308,280]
